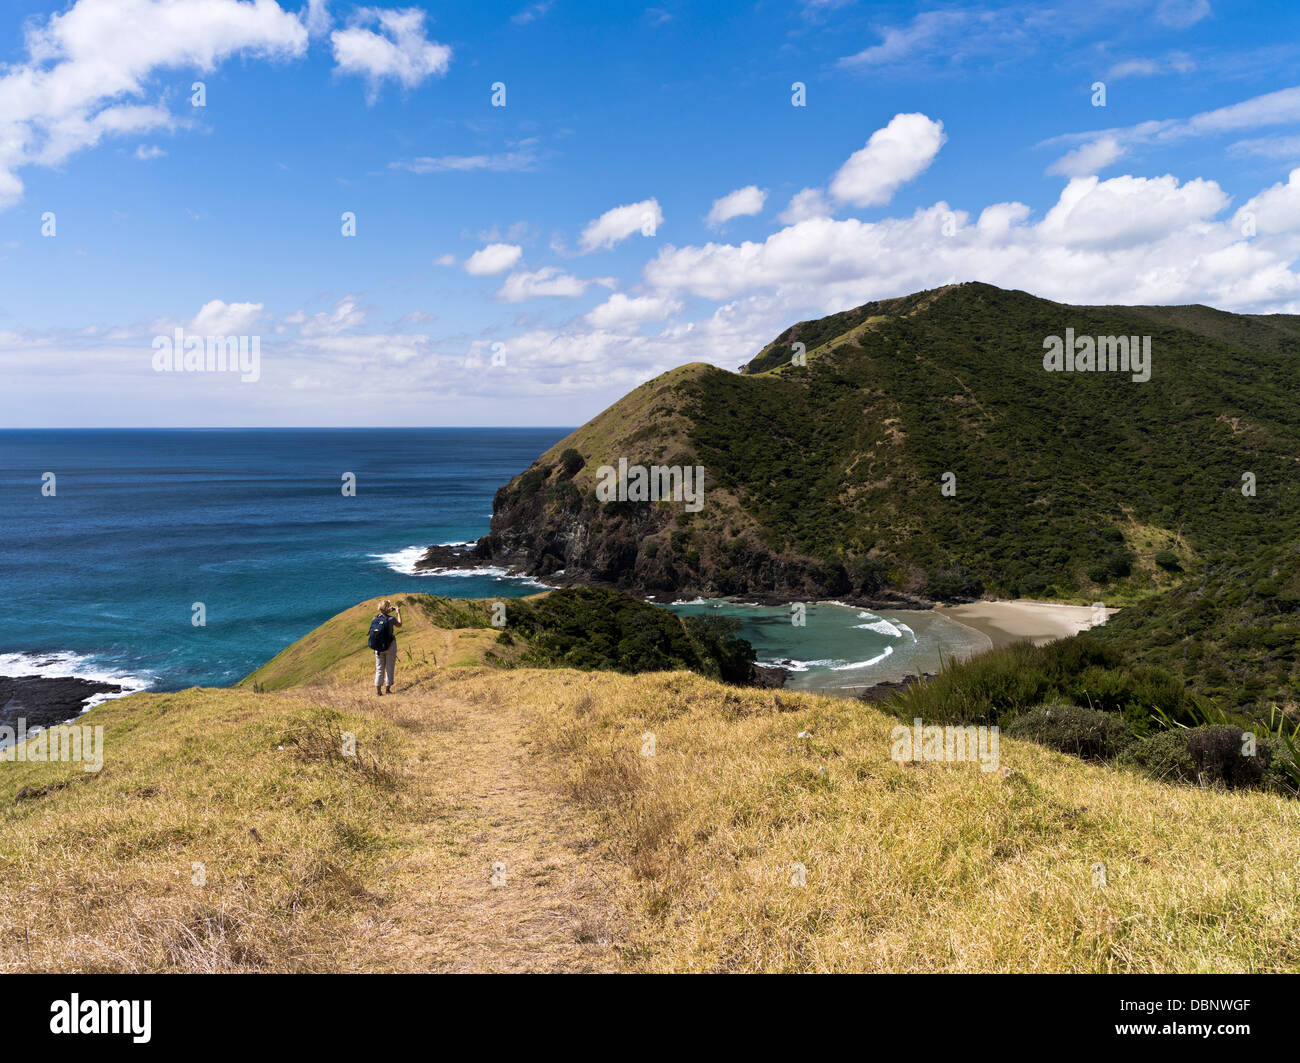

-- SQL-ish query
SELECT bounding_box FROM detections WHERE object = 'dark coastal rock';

[0,675,123,733]
[749,663,789,689]
[422,471,940,607]
[858,673,936,704]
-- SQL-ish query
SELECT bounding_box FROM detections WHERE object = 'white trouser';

[374,644,396,687]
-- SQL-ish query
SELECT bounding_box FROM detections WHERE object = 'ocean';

[0,428,988,709]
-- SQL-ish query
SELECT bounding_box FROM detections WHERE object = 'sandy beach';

[934,599,1116,650]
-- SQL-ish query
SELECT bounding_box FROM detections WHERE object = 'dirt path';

[333,679,623,972]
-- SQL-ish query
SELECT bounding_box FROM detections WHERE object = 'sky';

[3,0,1300,427]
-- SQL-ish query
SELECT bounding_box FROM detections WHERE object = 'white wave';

[368,545,428,575]
[670,597,712,606]
[853,614,904,638]
[832,645,894,670]
[0,650,152,712]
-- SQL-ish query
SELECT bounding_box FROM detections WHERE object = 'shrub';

[1186,725,1267,789]
[1005,701,1134,759]
[1120,731,1197,784]
[559,448,584,477]
[1121,726,1293,792]
[1154,549,1181,571]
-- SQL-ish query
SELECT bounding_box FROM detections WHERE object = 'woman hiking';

[368,599,402,695]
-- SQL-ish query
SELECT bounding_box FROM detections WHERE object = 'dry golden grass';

[3,613,1298,972]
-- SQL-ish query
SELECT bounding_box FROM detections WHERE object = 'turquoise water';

[661,598,990,694]
[0,429,989,704]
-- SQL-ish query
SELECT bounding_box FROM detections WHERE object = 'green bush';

[1121,726,1294,792]
[1120,731,1197,783]
[559,448,584,477]
[1154,549,1180,571]
[1005,701,1134,759]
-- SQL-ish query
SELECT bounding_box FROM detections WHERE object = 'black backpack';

[368,614,394,652]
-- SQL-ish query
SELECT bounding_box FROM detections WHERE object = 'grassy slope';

[2,601,1298,972]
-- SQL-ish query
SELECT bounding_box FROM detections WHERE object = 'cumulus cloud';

[578,198,663,252]
[0,0,308,209]
[331,7,451,102]
[706,185,767,229]
[496,267,595,302]
[464,243,524,276]
[190,299,265,335]
[639,169,1300,314]
[584,293,683,328]
[779,188,833,225]
[828,113,946,207]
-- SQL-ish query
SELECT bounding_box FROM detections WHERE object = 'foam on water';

[0,650,153,712]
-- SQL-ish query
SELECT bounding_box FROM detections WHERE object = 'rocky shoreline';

[0,675,124,734]
[416,541,939,613]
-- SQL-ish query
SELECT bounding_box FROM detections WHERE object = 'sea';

[0,429,989,713]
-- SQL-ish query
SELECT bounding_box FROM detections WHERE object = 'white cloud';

[294,296,367,336]
[1045,86,1300,174]
[433,253,456,266]
[496,267,593,302]
[1046,135,1126,177]
[578,198,663,252]
[304,0,332,36]
[464,243,524,276]
[134,144,166,160]
[639,170,1300,314]
[828,113,946,207]
[1155,0,1211,30]
[706,185,767,229]
[1238,168,1300,236]
[584,293,683,329]
[331,7,452,103]
[389,149,535,173]
[779,188,832,225]
[190,299,265,335]
[512,2,552,25]
[0,0,308,209]
[1231,135,1300,160]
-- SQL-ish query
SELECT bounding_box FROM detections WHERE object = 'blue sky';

[3,0,1300,426]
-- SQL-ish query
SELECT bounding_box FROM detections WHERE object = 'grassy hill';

[2,597,1299,972]
[453,282,1300,604]
[242,589,758,692]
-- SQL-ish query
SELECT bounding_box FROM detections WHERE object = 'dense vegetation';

[883,629,1300,795]
[478,281,1300,604]
[495,588,756,682]
[691,282,1300,600]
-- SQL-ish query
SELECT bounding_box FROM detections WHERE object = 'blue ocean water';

[0,428,568,691]
[0,429,988,704]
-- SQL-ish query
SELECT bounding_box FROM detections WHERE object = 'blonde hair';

[378,599,392,614]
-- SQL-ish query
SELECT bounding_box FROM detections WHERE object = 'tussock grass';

[524,672,1300,972]
[4,609,1298,972]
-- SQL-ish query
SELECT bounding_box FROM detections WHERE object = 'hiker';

[368,600,402,695]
